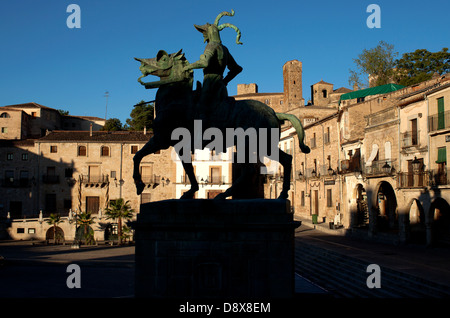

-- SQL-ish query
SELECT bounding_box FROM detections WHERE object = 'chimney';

[90,123,93,137]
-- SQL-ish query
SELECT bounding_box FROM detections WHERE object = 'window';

[437,97,445,130]
[31,112,37,118]
[411,118,418,145]
[7,153,13,160]
[310,133,316,149]
[141,165,153,183]
[210,166,222,184]
[22,153,28,161]
[64,199,72,211]
[50,146,57,153]
[110,171,116,179]
[437,147,447,165]
[322,89,327,98]
[301,191,305,206]
[5,170,14,186]
[78,146,87,156]
[131,145,138,154]
[0,112,10,118]
[19,171,28,186]
[324,127,330,144]
[17,228,25,234]
[45,194,57,214]
[28,228,36,234]
[101,146,109,156]
[327,189,332,207]
[65,168,73,178]
[86,196,100,214]
[1,127,7,133]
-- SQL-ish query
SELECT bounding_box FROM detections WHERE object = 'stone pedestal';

[134,199,300,298]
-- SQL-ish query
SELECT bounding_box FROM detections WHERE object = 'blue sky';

[1,0,449,124]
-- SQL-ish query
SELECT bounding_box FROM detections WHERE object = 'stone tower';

[283,60,304,110]
[311,80,334,107]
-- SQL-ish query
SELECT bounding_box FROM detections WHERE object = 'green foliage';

[46,213,63,226]
[101,118,123,131]
[47,213,64,244]
[348,41,398,88]
[105,198,135,245]
[58,109,69,116]
[76,212,96,245]
[126,100,154,132]
[395,48,450,86]
[349,44,450,89]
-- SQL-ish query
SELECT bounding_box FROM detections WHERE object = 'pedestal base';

[134,199,300,298]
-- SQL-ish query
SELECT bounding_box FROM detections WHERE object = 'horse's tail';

[275,113,310,154]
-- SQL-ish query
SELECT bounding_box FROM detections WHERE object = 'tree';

[46,213,64,244]
[76,212,96,245]
[101,118,123,131]
[58,109,69,116]
[348,41,398,88]
[105,198,135,245]
[395,48,450,86]
[126,100,154,132]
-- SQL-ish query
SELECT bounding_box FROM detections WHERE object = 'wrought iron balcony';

[400,131,420,148]
[42,174,60,184]
[80,174,108,184]
[428,110,450,132]
[429,169,450,186]
[397,171,429,188]
[1,178,31,187]
[365,159,397,176]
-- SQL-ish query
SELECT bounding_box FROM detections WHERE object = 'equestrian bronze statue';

[132,10,310,200]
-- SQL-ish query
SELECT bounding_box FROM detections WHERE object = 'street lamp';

[382,161,391,175]
[412,156,421,172]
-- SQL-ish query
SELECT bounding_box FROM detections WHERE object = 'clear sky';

[1,0,449,125]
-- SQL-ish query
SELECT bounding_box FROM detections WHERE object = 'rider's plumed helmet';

[194,9,243,45]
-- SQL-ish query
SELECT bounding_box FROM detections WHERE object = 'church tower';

[283,60,304,111]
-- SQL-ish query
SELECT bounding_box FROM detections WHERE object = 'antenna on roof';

[104,91,109,120]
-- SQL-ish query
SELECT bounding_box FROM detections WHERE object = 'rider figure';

[183,10,243,127]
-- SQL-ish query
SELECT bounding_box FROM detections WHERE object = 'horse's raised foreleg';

[180,159,199,199]
[278,148,292,200]
[133,136,161,195]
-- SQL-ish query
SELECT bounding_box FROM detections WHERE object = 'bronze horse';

[132,49,310,200]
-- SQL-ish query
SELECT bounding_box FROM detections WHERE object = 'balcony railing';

[429,169,450,186]
[365,159,397,176]
[80,174,108,184]
[43,175,60,184]
[1,178,31,188]
[339,159,362,174]
[400,130,420,148]
[428,110,450,132]
[141,174,160,184]
[397,171,429,188]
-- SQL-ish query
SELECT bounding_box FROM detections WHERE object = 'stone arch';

[45,226,65,244]
[407,198,426,243]
[372,180,398,232]
[353,183,369,227]
[429,197,450,245]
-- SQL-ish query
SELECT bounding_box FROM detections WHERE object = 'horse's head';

[135,49,192,89]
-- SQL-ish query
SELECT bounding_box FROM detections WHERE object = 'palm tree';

[76,212,96,245]
[46,213,64,244]
[105,198,135,245]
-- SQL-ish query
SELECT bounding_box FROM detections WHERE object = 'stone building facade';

[0,102,175,242]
